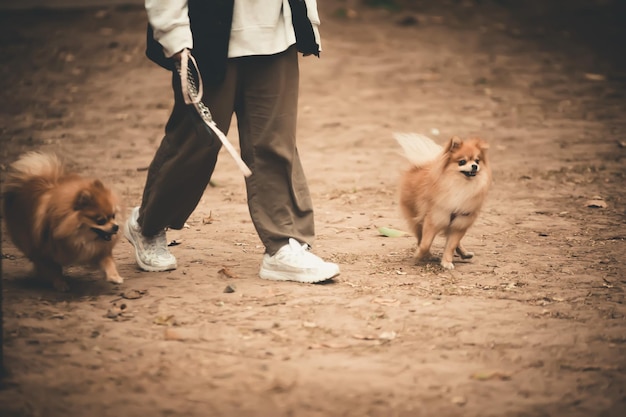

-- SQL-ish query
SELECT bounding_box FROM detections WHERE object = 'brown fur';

[2,152,123,290]
[399,135,492,269]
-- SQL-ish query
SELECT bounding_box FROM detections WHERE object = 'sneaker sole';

[259,267,339,283]
[123,221,177,273]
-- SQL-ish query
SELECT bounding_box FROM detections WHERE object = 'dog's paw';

[455,247,474,259]
[106,274,124,284]
[414,249,434,262]
[440,260,455,270]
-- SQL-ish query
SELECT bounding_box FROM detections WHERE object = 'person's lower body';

[125,45,339,282]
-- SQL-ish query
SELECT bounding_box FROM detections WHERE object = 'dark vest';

[145,0,235,86]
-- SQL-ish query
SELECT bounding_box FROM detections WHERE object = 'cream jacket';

[145,0,321,58]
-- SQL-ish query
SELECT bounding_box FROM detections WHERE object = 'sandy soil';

[0,1,625,416]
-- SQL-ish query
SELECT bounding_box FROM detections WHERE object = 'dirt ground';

[0,0,625,416]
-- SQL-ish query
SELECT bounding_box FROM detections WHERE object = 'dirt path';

[1,1,625,416]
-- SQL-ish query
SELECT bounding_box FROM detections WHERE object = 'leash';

[176,49,252,177]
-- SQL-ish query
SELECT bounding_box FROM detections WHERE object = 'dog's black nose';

[471,164,478,171]
[112,224,119,232]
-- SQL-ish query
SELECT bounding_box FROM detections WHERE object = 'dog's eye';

[458,160,467,166]
[475,159,480,164]
[95,217,107,226]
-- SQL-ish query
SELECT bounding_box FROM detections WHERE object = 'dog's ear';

[93,179,105,189]
[473,138,489,162]
[74,189,93,210]
[470,138,489,163]
[446,136,463,152]
[475,138,489,151]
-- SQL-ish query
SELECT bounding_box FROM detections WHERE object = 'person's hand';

[172,51,183,62]
[171,49,189,62]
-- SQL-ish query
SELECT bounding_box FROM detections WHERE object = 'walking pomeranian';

[2,152,123,290]
[395,133,492,269]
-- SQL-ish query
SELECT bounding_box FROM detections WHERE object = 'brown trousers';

[138,46,315,255]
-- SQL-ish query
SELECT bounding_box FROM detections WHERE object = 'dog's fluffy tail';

[394,133,443,167]
[3,152,65,193]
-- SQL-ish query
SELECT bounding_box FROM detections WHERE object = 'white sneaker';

[124,207,177,272]
[259,238,340,283]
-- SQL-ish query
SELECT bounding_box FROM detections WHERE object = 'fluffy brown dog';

[2,152,123,290]
[395,133,492,269]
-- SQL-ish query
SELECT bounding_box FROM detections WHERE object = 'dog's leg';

[441,230,467,269]
[34,259,68,291]
[414,222,423,245]
[414,221,437,263]
[455,242,474,259]
[100,256,123,284]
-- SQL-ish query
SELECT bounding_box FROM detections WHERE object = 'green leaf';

[378,226,408,237]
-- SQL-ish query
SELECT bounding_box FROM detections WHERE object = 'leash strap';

[176,49,252,177]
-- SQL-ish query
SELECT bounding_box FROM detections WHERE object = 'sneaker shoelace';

[278,239,324,267]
